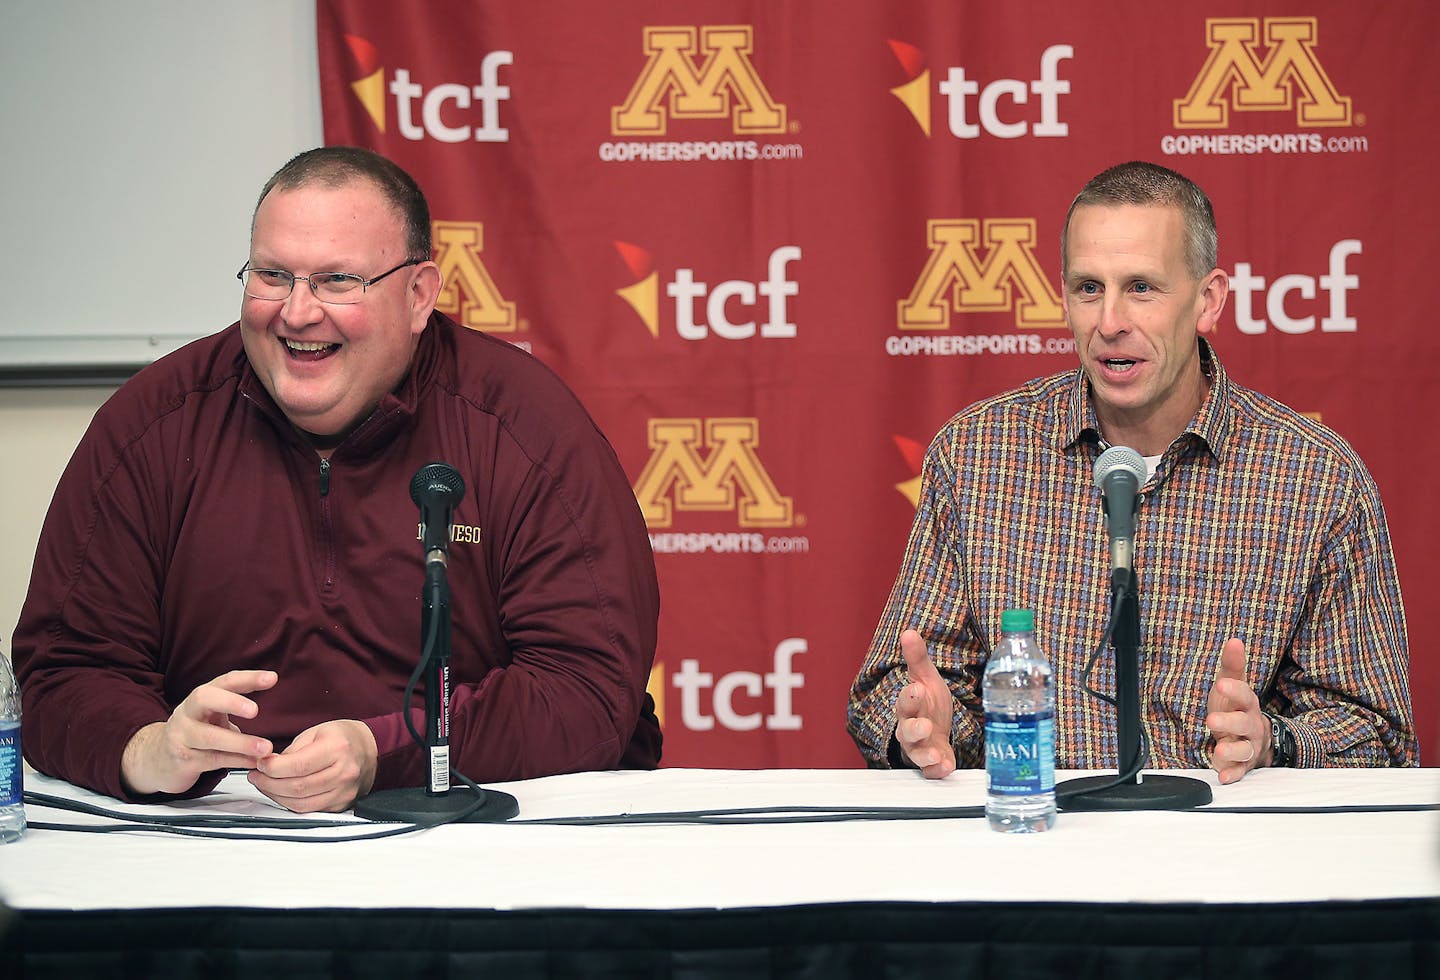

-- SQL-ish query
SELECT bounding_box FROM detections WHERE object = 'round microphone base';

[353,785,519,824]
[1057,773,1212,812]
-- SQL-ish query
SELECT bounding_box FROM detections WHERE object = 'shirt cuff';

[1285,715,1323,768]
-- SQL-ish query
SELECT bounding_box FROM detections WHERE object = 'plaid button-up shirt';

[848,341,1416,770]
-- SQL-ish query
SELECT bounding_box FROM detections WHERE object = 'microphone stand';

[353,548,518,824]
[421,556,455,797]
[1057,567,1213,811]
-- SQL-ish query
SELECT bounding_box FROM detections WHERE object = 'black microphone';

[1093,445,1145,577]
[411,462,465,564]
[351,460,519,824]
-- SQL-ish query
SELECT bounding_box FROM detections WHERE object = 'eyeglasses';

[237,257,425,305]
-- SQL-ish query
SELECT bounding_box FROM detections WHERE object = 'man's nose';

[1097,296,1127,338]
[282,278,325,327]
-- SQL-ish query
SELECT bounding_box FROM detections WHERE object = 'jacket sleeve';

[846,428,987,769]
[1270,465,1416,767]
[364,414,660,789]
[13,399,226,801]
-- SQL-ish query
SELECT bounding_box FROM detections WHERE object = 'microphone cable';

[394,573,496,827]
[21,789,427,843]
[23,787,1437,837]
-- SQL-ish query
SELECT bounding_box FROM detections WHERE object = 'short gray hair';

[1061,161,1217,280]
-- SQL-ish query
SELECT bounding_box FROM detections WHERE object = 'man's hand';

[249,719,378,813]
[121,669,278,796]
[894,629,957,779]
[1204,637,1271,784]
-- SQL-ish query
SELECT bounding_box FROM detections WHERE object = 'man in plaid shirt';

[848,161,1416,783]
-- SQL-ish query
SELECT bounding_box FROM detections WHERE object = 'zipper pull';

[319,457,331,496]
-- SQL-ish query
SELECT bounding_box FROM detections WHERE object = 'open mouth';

[1102,358,1138,373]
[283,338,340,361]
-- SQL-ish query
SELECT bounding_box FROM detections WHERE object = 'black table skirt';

[4,898,1437,979]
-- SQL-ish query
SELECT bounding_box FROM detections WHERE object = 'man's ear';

[410,262,443,335]
[1196,267,1229,335]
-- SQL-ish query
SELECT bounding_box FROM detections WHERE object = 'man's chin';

[272,399,352,447]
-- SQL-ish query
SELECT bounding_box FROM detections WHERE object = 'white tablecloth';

[3,767,1437,911]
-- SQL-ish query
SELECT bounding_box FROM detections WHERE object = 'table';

[3,767,1437,977]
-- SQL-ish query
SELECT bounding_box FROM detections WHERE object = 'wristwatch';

[1264,711,1296,768]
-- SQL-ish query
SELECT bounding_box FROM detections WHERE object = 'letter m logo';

[612,26,787,136]
[633,418,793,528]
[1174,18,1352,128]
[898,219,1064,330]
[432,221,518,333]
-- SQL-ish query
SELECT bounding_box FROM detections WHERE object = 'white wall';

[0,389,112,650]
[1,1,322,652]
[0,2,324,370]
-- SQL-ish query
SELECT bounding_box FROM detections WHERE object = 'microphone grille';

[1093,445,1145,490]
[410,462,466,506]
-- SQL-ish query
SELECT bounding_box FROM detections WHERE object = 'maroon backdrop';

[316,0,1439,767]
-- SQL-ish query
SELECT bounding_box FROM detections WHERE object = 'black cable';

[1177,804,1440,815]
[1077,583,1123,711]
[23,788,1437,837]
[401,575,441,751]
[405,573,495,826]
[388,574,492,827]
[22,819,428,842]
[22,790,344,828]
[512,805,988,825]
[21,789,433,842]
[508,800,1440,824]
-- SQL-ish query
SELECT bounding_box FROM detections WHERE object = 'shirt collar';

[1058,337,1233,461]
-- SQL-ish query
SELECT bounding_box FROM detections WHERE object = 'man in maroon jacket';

[14,147,661,812]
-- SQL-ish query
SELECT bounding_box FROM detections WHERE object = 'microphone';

[411,462,465,564]
[1057,443,1214,812]
[1093,445,1145,577]
[351,461,519,824]
[407,463,463,797]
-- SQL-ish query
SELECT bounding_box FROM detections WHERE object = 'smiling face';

[1062,203,1228,455]
[239,179,440,448]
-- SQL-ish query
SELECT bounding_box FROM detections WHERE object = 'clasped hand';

[121,669,378,811]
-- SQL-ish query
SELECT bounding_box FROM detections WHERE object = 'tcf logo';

[888,40,1072,139]
[648,639,807,732]
[614,242,801,340]
[1230,241,1361,335]
[340,34,513,142]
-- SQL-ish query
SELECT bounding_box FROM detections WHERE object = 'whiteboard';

[0,1,323,382]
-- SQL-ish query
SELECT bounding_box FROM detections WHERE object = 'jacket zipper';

[319,458,336,592]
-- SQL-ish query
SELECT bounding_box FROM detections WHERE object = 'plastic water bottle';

[0,651,25,843]
[983,608,1056,833]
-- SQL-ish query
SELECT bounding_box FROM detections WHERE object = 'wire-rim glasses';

[237,257,426,305]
